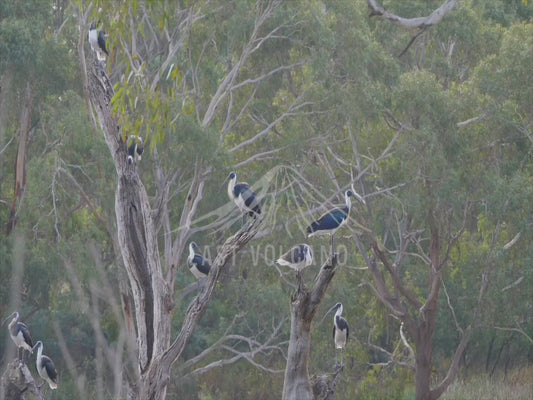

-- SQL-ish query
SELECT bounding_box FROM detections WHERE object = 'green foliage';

[1,1,532,399]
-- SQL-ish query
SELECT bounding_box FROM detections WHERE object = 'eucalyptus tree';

[82,0,315,398]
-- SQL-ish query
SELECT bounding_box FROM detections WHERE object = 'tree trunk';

[7,82,33,235]
[414,332,434,400]
[283,255,338,400]
[1,361,46,400]
[87,58,261,399]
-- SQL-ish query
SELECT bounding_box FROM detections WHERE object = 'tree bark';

[7,82,33,235]
[283,255,338,400]
[1,361,46,400]
[87,58,260,399]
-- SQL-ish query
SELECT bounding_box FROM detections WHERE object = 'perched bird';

[32,341,58,390]
[276,244,313,276]
[306,189,365,253]
[127,135,144,164]
[88,21,109,61]
[2,311,34,361]
[321,302,349,367]
[187,242,211,279]
[226,172,261,217]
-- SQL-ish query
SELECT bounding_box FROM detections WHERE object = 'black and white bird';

[276,244,313,276]
[306,189,365,252]
[127,135,144,164]
[88,21,109,61]
[226,172,261,217]
[2,311,34,361]
[32,341,58,390]
[187,242,211,279]
[322,302,349,367]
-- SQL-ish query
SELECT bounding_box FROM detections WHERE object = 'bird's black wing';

[193,255,210,275]
[307,207,347,233]
[97,31,108,55]
[20,323,33,348]
[43,356,58,382]
[235,183,261,214]
[281,246,304,264]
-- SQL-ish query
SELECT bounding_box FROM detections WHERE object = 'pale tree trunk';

[7,82,33,235]
[0,361,46,400]
[87,59,260,399]
[283,255,339,400]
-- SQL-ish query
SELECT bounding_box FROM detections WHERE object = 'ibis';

[226,172,261,217]
[32,341,58,390]
[276,244,313,277]
[187,242,211,279]
[127,135,144,164]
[2,311,34,362]
[322,302,349,367]
[306,189,364,253]
[88,21,108,61]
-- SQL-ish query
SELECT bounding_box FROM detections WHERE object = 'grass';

[441,368,533,400]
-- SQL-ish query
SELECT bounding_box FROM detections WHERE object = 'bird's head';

[222,172,237,192]
[2,311,18,326]
[90,21,96,30]
[349,187,365,205]
[31,341,43,353]
[190,241,200,251]
[317,302,343,326]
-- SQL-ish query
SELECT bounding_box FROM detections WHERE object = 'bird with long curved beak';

[187,241,211,279]
[319,302,349,367]
[306,189,365,256]
[223,172,262,230]
[2,311,34,362]
[32,341,58,390]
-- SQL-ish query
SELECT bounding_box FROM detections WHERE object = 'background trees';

[1,1,531,399]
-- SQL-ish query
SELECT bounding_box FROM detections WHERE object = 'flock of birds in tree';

[90,15,358,361]
[3,23,369,378]
[2,312,58,390]
[186,172,364,366]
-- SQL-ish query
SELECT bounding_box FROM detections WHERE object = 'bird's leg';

[330,234,335,258]
[341,348,345,367]
[334,348,338,368]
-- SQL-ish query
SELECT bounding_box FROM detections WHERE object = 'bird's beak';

[316,305,338,327]
[351,187,366,205]
[1,313,14,326]
[219,175,230,193]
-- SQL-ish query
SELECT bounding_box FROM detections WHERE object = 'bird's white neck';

[37,344,43,358]
[188,244,195,262]
[335,304,343,317]
[345,192,352,210]
[227,176,236,199]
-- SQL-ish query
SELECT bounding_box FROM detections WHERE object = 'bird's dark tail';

[306,222,319,235]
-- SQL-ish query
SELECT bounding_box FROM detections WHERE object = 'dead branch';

[367,0,459,30]
[366,0,459,57]
[494,322,533,344]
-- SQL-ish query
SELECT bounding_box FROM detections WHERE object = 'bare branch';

[366,0,459,30]
[229,96,314,153]
[457,113,488,127]
[494,322,533,344]
[501,276,524,292]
